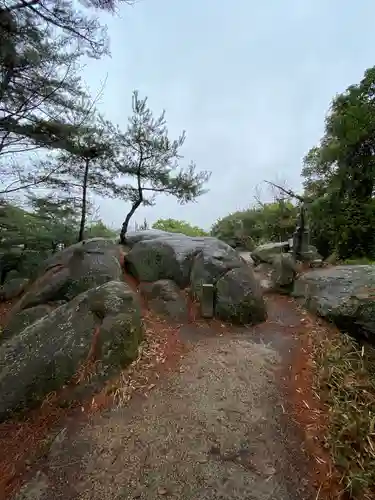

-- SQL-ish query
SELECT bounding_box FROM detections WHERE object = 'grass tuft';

[313,331,375,499]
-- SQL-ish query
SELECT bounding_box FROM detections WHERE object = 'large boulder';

[190,246,243,300]
[251,241,322,266]
[125,230,267,325]
[293,265,375,341]
[11,238,123,314]
[125,230,229,288]
[0,281,142,422]
[299,246,323,264]
[0,277,29,301]
[215,267,266,324]
[270,254,298,293]
[251,241,290,265]
[140,279,189,322]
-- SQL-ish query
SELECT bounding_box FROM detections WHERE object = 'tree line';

[213,66,375,262]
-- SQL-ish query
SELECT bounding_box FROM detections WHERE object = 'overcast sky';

[83,0,375,231]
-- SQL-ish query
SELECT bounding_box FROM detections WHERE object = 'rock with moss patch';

[125,230,267,325]
[293,265,375,341]
[215,267,267,324]
[270,254,298,293]
[0,277,29,301]
[0,281,142,422]
[190,247,243,301]
[140,280,189,321]
[251,242,290,265]
[10,238,123,314]
[1,304,51,343]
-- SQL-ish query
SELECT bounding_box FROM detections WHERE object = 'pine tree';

[0,0,132,191]
[26,194,81,251]
[32,115,118,241]
[114,91,211,243]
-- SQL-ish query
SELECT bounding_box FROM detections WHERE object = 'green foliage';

[152,218,209,237]
[303,66,375,260]
[0,202,42,249]
[26,194,80,249]
[114,91,211,241]
[0,198,115,253]
[85,220,117,239]
[0,0,130,193]
[211,201,298,249]
[31,114,118,240]
[341,257,375,265]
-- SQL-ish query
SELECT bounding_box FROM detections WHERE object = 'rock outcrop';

[125,230,266,325]
[215,267,265,324]
[0,277,29,301]
[0,281,142,421]
[293,265,375,341]
[140,279,189,322]
[270,254,298,293]
[0,233,269,421]
[251,241,322,267]
[0,238,142,422]
[251,242,290,266]
[11,238,123,313]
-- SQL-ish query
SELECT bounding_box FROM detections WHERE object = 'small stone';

[157,487,168,495]
[198,457,208,463]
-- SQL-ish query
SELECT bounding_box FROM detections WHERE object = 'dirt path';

[12,295,322,500]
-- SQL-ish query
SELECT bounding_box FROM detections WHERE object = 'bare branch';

[264,180,305,202]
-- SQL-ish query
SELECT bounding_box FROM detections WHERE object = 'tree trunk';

[119,200,142,244]
[78,158,90,242]
[120,158,144,244]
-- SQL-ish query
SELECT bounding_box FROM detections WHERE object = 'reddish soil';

[0,276,189,500]
[280,300,344,499]
[0,275,343,500]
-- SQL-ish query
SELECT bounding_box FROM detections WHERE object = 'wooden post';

[200,283,214,318]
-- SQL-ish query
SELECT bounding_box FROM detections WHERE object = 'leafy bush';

[211,201,298,249]
[152,218,208,237]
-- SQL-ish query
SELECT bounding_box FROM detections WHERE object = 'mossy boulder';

[1,304,52,343]
[293,265,375,341]
[125,230,267,325]
[0,278,29,301]
[215,267,267,325]
[140,280,189,322]
[0,281,142,422]
[11,238,124,314]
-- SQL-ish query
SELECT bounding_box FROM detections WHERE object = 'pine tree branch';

[264,180,306,202]
[25,1,100,51]
[7,0,40,12]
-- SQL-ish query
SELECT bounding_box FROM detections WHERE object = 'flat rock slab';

[14,297,316,500]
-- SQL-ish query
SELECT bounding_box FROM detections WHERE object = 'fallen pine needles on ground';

[313,329,375,500]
